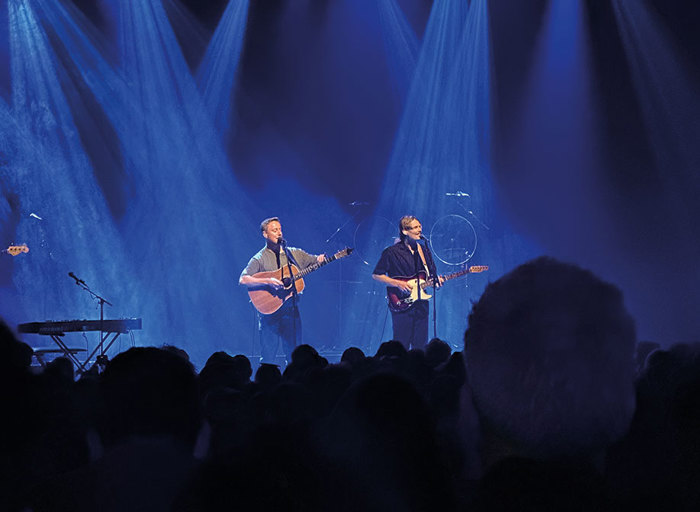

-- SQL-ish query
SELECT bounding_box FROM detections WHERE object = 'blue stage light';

[377,0,419,103]
[7,0,132,330]
[197,0,249,136]
[344,0,536,348]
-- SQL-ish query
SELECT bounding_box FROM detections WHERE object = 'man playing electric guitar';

[372,216,444,350]
[239,217,325,365]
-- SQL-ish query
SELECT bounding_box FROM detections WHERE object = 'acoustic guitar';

[248,247,353,314]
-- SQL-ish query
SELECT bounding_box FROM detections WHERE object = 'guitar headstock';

[468,265,489,273]
[333,247,354,259]
[4,244,29,256]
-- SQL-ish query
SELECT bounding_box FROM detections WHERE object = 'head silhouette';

[465,257,636,461]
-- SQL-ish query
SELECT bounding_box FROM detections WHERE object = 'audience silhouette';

[2,256,698,511]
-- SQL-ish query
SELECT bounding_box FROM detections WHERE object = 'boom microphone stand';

[324,204,364,353]
[68,272,113,371]
[446,191,490,231]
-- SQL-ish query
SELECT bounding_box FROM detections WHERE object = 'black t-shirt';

[373,240,438,279]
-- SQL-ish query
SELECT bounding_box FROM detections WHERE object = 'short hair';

[425,338,451,368]
[398,215,419,239]
[260,217,280,233]
[465,257,636,459]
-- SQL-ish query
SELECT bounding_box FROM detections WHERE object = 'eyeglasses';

[406,225,421,231]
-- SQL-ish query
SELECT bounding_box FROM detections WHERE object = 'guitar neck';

[443,267,473,282]
[420,266,481,289]
[292,252,342,281]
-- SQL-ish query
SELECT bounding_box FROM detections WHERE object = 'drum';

[429,214,477,265]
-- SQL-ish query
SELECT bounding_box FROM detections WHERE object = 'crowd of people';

[1,256,699,511]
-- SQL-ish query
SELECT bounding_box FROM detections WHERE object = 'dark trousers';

[258,299,301,364]
[391,300,429,350]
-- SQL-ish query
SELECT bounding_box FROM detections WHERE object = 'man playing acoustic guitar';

[239,217,325,365]
[372,215,444,350]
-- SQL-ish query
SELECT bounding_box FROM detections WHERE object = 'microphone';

[68,272,85,285]
[445,191,470,197]
[278,237,287,247]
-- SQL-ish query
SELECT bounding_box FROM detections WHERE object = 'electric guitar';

[387,265,489,313]
[3,244,29,256]
[248,247,353,314]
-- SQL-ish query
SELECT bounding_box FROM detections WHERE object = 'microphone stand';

[324,209,362,244]
[432,284,437,340]
[280,239,298,361]
[411,236,423,349]
[429,248,438,341]
[324,209,362,352]
[411,238,422,302]
[421,237,438,340]
[71,275,113,371]
[450,194,491,231]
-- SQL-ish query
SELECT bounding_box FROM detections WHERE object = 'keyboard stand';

[34,347,86,368]
[47,334,85,370]
[36,330,125,374]
[18,318,142,373]
[83,331,124,373]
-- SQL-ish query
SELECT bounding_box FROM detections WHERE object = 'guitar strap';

[276,247,300,269]
[416,244,430,277]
